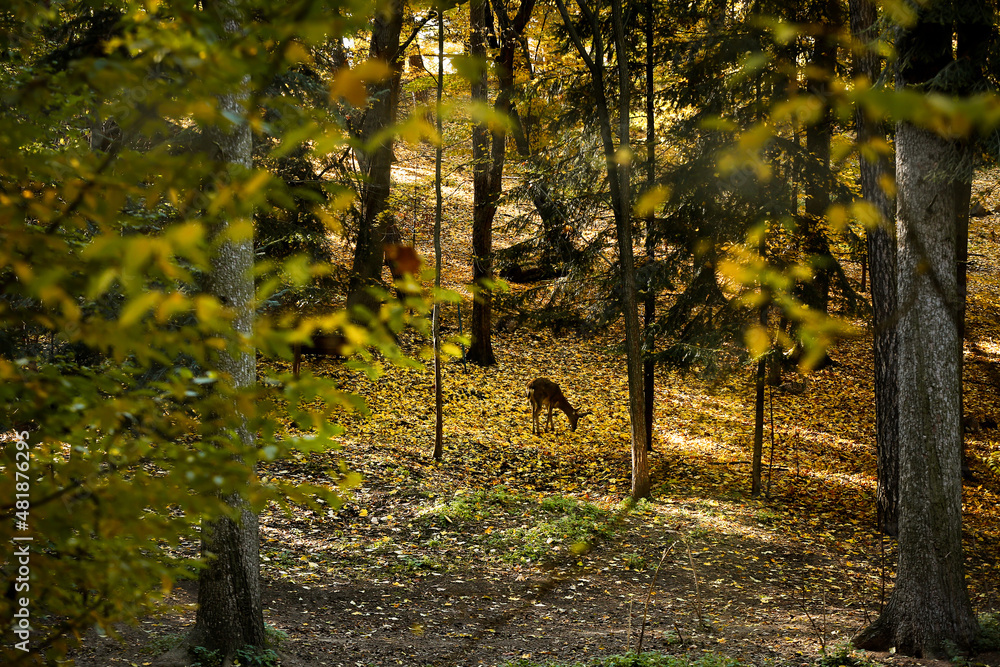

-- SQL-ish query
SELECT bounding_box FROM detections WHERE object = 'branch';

[398,12,436,63]
[551,0,600,76]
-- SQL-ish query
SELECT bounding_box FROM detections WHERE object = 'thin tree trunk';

[642,0,655,453]
[346,0,404,317]
[471,0,536,350]
[955,178,971,479]
[611,0,648,499]
[752,231,767,497]
[850,0,898,536]
[432,8,445,461]
[553,0,648,499]
[853,122,977,657]
[752,356,765,496]
[800,0,839,314]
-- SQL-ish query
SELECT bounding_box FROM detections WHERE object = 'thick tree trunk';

[468,0,497,366]
[955,178,971,479]
[850,0,899,536]
[189,2,265,662]
[346,0,404,317]
[853,122,977,657]
[468,0,534,363]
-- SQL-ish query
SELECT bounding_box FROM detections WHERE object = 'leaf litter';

[70,157,1000,667]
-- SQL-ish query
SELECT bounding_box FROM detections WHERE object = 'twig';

[797,585,828,653]
[627,599,633,653]
[685,542,705,628]
[766,382,776,497]
[637,540,679,654]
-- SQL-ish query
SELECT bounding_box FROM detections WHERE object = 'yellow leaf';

[285,42,312,65]
[634,185,671,217]
[330,60,392,107]
[745,325,771,357]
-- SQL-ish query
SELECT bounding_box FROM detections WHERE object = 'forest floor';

[70,142,1000,667]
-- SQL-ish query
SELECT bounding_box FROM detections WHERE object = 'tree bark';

[611,0,649,500]
[468,0,497,366]
[432,8,445,461]
[642,0,655,453]
[955,178,971,479]
[469,0,536,359]
[752,230,768,497]
[852,122,977,657]
[849,0,899,536]
[553,0,649,499]
[191,1,265,661]
[346,0,404,318]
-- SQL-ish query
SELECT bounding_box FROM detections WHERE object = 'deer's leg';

[531,401,541,435]
[545,404,554,432]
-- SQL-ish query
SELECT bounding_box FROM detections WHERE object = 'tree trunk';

[346,0,404,318]
[849,0,899,536]
[752,231,768,497]
[470,0,536,357]
[852,122,977,657]
[468,0,497,366]
[955,178,971,479]
[553,0,648,499]
[800,0,839,314]
[432,8,445,461]
[190,1,265,662]
[642,0,655,453]
[610,0,648,499]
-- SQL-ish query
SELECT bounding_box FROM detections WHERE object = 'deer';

[527,377,592,435]
[292,333,349,378]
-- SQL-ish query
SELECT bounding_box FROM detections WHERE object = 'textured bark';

[346,0,404,318]
[850,0,898,536]
[469,0,536,362]
[955,178,971,479]
[853,123,977,657]
[752,233,768,497]
[194,1,265,660]
[468,0,496,366]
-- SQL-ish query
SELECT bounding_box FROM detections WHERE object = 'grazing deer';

[527,377,592,434]
[292,333,349,378]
